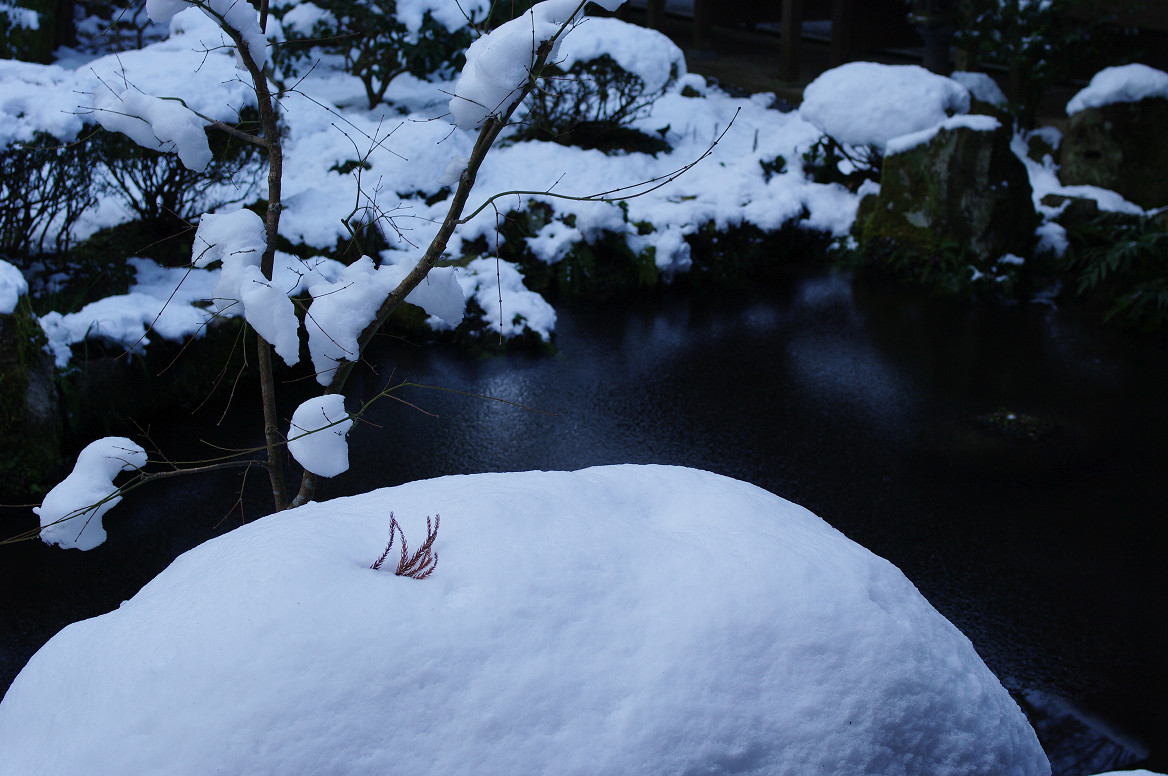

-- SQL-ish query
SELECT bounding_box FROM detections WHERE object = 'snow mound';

[0,465,1048,776]
[1066,63,1168,115]
[800,61,970,149]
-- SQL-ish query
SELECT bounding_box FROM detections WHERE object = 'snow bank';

[0,259,28,315]
[800,62,970,149]
[0,465,1049,776]
[1067,63,1168,115]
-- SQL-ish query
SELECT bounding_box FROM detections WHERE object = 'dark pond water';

[3,269,1166,774]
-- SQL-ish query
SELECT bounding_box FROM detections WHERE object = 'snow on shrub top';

[1066,63,1168,115]
[1,465,1050,775]
[32,437,147,551]
[395,0,489,34]
[449,0,628,130]
[0,260,28,315]
[0,60,86,145]
[799,62,971,149]
[554,16,685,94]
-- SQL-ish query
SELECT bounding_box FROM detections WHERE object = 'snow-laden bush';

[274,0,486,109]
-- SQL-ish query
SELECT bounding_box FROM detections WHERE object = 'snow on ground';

[0,465,1050,776]
[4,1,1165,361]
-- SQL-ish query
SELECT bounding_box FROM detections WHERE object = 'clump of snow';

[1035,221,1068,257]
[800,62,970,149]
[192,209,301,366]
[554,16,685,94]
[0,1,39,28]
[146,0,268,70]
[885,114,1001,156]
[950,71,1008,106]
[0,259,28,315]
[449,0,628,130]
[305,255,467,385]
[32,437,147,551]
[0,466,1050,774]
[1067,64,1168,115]
[287,394,352,477]
[93,87,215,171]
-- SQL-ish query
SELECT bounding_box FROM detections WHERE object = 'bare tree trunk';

[223,23,289,510]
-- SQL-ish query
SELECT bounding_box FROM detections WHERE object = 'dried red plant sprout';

[370,513,439,579]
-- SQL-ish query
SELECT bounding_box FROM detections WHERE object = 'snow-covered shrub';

[0,133,97,258]
[91,120,264,243]
[517,54,673,152]
[274,0,482,109]
[516,16,682,153]
[798,62,969,188]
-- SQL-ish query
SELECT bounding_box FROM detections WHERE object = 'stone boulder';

[856,117,1037,264]
[1059,97,1168,209]
[0,305,62,497]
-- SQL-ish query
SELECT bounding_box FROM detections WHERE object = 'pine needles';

[370,513,439,579]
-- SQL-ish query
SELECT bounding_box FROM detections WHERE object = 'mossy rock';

[1060,97,1168,210]
[0,300,63,498]
[857,122,1037,268]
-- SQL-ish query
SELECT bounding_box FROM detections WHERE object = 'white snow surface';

[554,16,685,94]
[0,259,28,315]
[885,114,1001,156]
[287,394,352,477]
[1066,63,1168,115]
[32,437,147,551]
[800,62,971,149]
[0,465,1049,776]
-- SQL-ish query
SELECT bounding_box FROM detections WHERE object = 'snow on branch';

[193,210,301,367]
[34,438,148,551]
[287,394,353,478]
[449,0,627,130]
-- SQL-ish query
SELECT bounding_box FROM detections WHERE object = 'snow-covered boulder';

[857,115,1037,265]
[0,465,1049,775]
[1060,65,1168,209]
